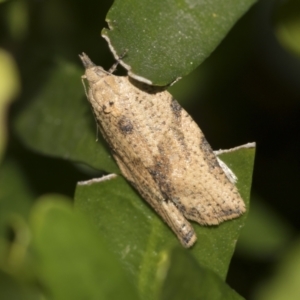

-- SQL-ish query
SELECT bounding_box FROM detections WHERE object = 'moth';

[79,53,246,247]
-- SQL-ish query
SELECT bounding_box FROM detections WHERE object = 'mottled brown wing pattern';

[86,71,197,246]
[80,53,246,248]
[113,154,197,247]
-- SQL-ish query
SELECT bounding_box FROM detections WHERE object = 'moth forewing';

[79,53,246,248]
[113,153,197,248]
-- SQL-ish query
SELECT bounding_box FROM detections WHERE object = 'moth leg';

[108,49,128,73]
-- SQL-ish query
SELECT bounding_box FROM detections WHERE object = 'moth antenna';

[108,49,128,73]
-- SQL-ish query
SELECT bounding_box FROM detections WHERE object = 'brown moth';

[79,53,246,248]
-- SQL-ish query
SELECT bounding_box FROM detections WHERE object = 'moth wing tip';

[182,233,197,248]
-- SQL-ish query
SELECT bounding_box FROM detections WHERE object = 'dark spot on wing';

[118,116,134,134]
[147,165,172,200]
[199,136,220,169]
[199,136,213,155]
[170,99,182,119]
[183,230,195,245]
[147,152,175,201]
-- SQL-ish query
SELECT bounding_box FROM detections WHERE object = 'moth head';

[79,53,108,84]
[85,66,107,84]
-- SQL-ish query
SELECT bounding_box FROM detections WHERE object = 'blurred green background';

[1,0,300,299]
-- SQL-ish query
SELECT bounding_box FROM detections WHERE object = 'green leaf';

[30,195,139,300]
[0,158,34,230]
[75,175,170,300]
[14,60,118,173]
[102,0,257,85]
[0,158,34,270]
[74,144,255,299]
[0,270,41,300]
[159,247,245,300]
